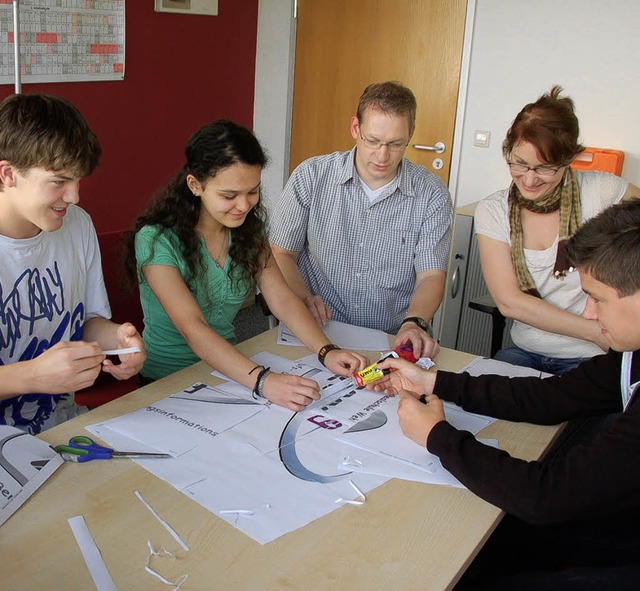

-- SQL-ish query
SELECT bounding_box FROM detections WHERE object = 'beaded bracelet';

[252,366,272,400]
[317,343,341,367]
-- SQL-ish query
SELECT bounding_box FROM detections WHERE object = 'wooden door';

[290,0,467,184]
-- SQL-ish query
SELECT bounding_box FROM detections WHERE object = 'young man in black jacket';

[375,199,640,590]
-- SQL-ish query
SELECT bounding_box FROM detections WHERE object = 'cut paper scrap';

[0,425,64,527]
[68,515,117,591]
[145,541,189,591]
[135,490,189,552]
[277,320,391,350]
[334,479,366,506]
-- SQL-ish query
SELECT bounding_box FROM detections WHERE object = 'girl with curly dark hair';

[124,120,367,411]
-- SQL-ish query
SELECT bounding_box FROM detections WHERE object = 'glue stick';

[352,352,397,388]
[352,345,419,388]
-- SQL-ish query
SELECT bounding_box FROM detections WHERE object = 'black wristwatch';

[402,316,433,336]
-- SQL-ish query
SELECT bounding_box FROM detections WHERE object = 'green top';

[135,225,252,380]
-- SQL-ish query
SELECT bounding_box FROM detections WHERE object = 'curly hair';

[124,120,269,293]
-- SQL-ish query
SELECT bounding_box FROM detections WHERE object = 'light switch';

[473,131,491,148]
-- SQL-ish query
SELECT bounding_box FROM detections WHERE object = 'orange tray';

[571,147,624,175]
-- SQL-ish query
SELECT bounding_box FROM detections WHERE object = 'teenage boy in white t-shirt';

[0,93,145,434]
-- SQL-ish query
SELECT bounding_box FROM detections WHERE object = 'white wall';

[257,0,640,210]
[253,0,296,215]
[454,0,640,206]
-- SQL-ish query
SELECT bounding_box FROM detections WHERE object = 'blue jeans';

[494,345,590,376]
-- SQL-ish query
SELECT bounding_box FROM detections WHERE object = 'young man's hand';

[25,341,105,394]
[101,322,146,380]
[397,390,445,447]
[367,357,435,396]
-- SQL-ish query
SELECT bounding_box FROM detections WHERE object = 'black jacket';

[428,350,640,527]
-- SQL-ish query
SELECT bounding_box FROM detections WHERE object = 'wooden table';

[1,330,560,590]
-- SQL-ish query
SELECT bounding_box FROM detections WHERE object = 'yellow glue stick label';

[353,363,388,388]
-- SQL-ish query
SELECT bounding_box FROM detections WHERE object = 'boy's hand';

[27,341,105,394]
[101,322,146,380]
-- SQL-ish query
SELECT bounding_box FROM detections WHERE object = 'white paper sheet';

[87,353,508,545]
[461,357,552,378]
[277,320,391,351]
[89,371,389,544]
[337,438,500,488]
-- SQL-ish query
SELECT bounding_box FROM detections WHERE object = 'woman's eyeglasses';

[507,162,564,177]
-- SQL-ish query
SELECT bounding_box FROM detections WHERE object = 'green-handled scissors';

[55,435,171,463]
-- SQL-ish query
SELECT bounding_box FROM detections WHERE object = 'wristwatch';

[402,316,433,336]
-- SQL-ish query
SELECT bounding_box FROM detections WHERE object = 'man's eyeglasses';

[359,131,408,152]
[507,162,564,177]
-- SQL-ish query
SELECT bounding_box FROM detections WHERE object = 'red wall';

[0,2,259,233]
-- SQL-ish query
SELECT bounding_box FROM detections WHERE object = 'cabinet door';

[439,212,472,348]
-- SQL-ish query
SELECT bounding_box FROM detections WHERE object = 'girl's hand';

[262,372,321,411]
[323,349,369,376]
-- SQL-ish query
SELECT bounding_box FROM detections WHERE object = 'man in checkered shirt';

[270,81,452,359]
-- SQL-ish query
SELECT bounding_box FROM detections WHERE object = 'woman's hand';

[397,390,445,447]
[262,372,321,411]
[323,349,369,376]
[367,357,436,396]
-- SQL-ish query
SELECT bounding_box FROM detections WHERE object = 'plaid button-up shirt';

[270,148,452,333]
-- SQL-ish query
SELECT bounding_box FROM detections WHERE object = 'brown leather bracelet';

[317,343,341,367]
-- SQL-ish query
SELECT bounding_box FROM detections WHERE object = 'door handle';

[412,141,445,154]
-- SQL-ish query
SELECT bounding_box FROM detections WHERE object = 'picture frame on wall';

[154,0,218,16]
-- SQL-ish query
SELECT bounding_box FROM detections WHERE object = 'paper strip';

[101,346,141,356]
[135,491,190,552]
[334,480,366,506]
[68,515,117,591]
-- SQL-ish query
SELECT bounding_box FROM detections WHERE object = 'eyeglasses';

[359,131,408,152]
[507,162,564,177]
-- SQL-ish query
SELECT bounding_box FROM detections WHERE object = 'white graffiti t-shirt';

[0,205,110,434]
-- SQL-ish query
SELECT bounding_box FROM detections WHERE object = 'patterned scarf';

[508,168,581,297]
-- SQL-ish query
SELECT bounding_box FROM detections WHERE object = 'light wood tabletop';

[1,329,560,590]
